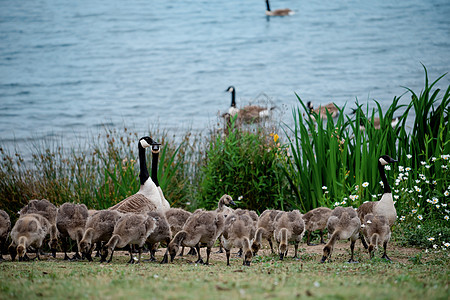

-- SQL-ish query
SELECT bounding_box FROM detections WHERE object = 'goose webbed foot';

[71,252,82,261]
[63,253,70,261]
[234,248,243,257]
[381,254,391,261]
[195,258,204,264]
[215,247,224,254]
[347,258,358,263]
[307,242,317,246]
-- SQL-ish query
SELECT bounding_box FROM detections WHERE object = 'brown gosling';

[215,194,236,254]
[221,212,255,266]
[357,155,397,256]
[232,208,258,256]
[101,213,157,264]
[361,214,391,259]
[145,211,172,264]
[108,137,164,213]
[302,207,332,246]
[79,210,123,262]
[166,209,225,265]
[19,199,58,256]
[321,207,361,263]
[0,210,11,261]
[8,213,52,261]
[56,202,89,260]
[273,210,305,260]
[165,208,194,256]
[251,209,282,256]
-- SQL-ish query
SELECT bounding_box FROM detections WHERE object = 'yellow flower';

[273,133,279,143]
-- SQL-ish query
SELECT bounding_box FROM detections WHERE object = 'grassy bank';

[0,244,448,300]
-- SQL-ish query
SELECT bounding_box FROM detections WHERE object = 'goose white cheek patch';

[379,157,388,166]
[140,139,151,148]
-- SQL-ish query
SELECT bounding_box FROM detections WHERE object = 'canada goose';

[306,101,339,120]
[215,194,236,254]
[101,213,156,264]
[19,199,58,256]
[221,212,256,266]
[165,208,193,256]
[251,209,282,255]
[151,143,171,211]
[320,206,361,263]
[361,214,391,259]
[0,210,11,261]
[79,210,123,262]
[273,210,305,260]
[56,202,89,260]
[145,211,172,263]
[224,86,274,124]
[351,107,400,130]
[302,207,332,246]
[166,209,225,265]
[357,155,397,255]
[108,136,163,213]
[9,213,52,261]
[265,0,294,16]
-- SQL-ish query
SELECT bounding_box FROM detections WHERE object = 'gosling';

[221,212,256,266]
[361,213,391,260]
[321,206,361,263]
[165,208,192,256]
[145,211,172,263]
[273,210,305,260]
[302,207,332,246]
[9,213,51,261]
[0,210,11,261]
[56,202,89,260]
[101,213,157,264]
[251,209,281,255]
[79,209,123,262]
[167,209,224,265]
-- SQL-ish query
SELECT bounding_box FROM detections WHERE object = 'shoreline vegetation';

[0,67,449,299]
[0,66,449,249]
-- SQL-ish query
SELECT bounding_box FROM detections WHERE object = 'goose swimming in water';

[224,86,274,124]
[265,0,294,16]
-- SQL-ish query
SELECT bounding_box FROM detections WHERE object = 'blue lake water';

[0,0,449,149]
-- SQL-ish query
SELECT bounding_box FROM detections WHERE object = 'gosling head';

[80,241,93,262]
[17,245,26,261]
[168,243,179,263]
[243,249,253,266]
[279,243,288,260]
[321,245,332,263]
[100,246,109,263]
[251,241,261,256]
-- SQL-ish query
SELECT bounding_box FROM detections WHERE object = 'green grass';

[0,246,448,300]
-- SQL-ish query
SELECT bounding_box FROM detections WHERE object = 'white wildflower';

[322,186,327,190]
[428,237,435,242]
[362,182,369,188]
[417,215,423,220]
[406,154,412,159]
[385,165,391,171]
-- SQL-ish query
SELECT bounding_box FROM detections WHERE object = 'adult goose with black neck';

[109,137,164,213]
[357,155,397,258]
[265,0,294,16]
[224,86,274,124]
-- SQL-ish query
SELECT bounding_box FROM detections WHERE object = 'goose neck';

[266,0,271,11]
[378,161,391,193]
[230,90,236,108]
[151,146,160,187]
[138,142,150,186]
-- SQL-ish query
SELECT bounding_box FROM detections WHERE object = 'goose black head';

[225,86,235,93]
[306,101,314,112]
[139,136,160,149]
[378,155,398,166]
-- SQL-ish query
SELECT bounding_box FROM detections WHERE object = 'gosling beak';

[279,253,284,260]
[320,256,327,263]
[230,200,237,206]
